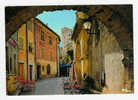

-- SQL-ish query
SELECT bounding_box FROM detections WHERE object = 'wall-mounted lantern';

[83,16,98,35]
[83,21,92,34]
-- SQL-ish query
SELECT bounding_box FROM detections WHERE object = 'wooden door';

[37,65,41,79]
[29,65,33,80]
[19,63,23,80]
[47,64,50,75]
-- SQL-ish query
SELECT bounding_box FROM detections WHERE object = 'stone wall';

[88,20,127,92]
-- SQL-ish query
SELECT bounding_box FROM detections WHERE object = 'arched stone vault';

[6,5,133,49]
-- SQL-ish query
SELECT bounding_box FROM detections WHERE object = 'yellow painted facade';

[17,18,36,81]
[37,60,57,77]
[73,28,89,82]
[27,18,36,80]
[18,24,27,80]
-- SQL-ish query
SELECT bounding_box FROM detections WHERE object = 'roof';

[34,18,61,42]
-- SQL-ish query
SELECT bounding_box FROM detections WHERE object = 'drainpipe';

[80,38,84,79]
[73,41,77,81]
[56,40,60,77]
[25,22,28,81]
[34,20,37,81]
[34,20,37,80]
[17,31,19,78]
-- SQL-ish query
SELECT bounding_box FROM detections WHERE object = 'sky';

[36,10,76,46]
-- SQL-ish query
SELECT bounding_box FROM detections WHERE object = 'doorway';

[19,63,24,80]
[37,65,41,79]
[29,65,33,80]
[47,64,51,75]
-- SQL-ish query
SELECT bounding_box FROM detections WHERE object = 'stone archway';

[6,5,133,51]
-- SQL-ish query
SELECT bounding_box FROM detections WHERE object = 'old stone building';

[61,27,73,58]
[34,18,60,79]
[72,11,133,93]
[17,18,36,81]
[26,18,36,81]
[18,23,28,80]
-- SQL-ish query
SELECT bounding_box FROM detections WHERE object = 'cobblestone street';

[20,77,65,95]
[20,77,93,95]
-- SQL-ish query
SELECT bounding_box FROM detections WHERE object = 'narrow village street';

[19,77,88,95]
[5,6,134,95]
[20,77,65,95]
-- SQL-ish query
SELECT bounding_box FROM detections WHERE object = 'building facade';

[34,18,60,79]
[6,32,18,75]
[26,18,36,81]
[18,23,28,80]
[17,19,36,81]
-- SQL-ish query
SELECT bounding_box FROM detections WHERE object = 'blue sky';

[36,10,76,41]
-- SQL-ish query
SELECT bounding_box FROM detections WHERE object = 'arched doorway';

[47,64,51,75]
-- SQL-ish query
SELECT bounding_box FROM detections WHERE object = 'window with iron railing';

[18,37,24,50]
[40,48,45,59]
[41,31,45,41]
[27,20,32,32]
[29,42,33,53]
[49,36,52,45]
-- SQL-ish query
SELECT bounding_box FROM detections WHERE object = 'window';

[14,54,16,74]
[6,47,9,73]
[49,36,52,45]
[42,66,45,72]
[18,37,24,50]
[29,65,33,80]
[27,21,32,31]
[40,48,45,59]
[10,57,12,73]
[47,64,50,75]
[49,40,52,45]
[41,31,45,41]
[29,42,33,53]
[50,51,52,61]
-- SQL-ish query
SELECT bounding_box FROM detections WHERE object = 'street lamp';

[83,21,92,34]
[83,16,99,35]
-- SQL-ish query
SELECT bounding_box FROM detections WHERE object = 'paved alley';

[20,77,65,95]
